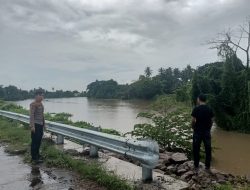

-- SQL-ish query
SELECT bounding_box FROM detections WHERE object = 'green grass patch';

[0,117,134,190]
[214,184,250,190]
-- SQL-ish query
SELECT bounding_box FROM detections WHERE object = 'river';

[15,97,250,178]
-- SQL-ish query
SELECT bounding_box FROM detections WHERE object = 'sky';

[0,0,249,91]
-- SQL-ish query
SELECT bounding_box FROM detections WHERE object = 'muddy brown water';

[212,127,250,178]
[0,146,105,190]
[16,97,250,177]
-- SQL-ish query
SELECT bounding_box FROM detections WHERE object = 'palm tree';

[144,66,152,78]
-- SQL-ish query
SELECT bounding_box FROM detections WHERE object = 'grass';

[0,117,134,190]
[213,183,250,190]
[214,184,250,190]
[214,184,234,190]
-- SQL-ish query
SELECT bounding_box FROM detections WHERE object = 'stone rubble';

[64,144,250,189]
[153,151,250,189]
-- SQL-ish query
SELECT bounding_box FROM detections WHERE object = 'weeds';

[0,117,134,190]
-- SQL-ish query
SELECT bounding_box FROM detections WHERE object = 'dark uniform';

[191,104,214,169]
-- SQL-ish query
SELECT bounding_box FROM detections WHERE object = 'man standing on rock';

[30,89,46,164]
[191,94,214,173]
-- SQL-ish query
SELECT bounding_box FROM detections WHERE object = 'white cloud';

[0,0,249,90]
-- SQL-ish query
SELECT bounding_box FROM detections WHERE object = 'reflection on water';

[29,166,42,187]
[15,97,250,177]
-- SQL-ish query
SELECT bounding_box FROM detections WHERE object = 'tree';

[86,79,119,99]
[191,72,201,105]
[209,18,250,68]
[158,67,165,76]
[0,85,4,99]
[207,18,250,132]
[173,68,181,78]
[181,65,194,83]
[129,78,161,99]
[144,66,152,78]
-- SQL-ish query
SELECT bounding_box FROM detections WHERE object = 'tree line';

[86,18,250,133]
[192,18,250,133]
[85,56,250,133]
[0,85,84,101]
[85,65,194,99]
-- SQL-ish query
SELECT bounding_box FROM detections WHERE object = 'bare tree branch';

[207,18,250,68]
[228,38,247,52]
[240,25,250,34]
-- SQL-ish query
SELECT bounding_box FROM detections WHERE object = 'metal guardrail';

[0,110,159,182]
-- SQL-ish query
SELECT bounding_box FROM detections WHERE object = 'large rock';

[181,171,195,181]
[177,168,188,175]
[159,153,171,166]
[81,147,90,156]
[159,153,170,160]
[154,169,165,175]
[160,165,167,171]
[166,165,176,173]
[215,173,226,182]
[182,161,194,170]
[155,163,163,170]
[170,153,188,164]
[64,149,79,156]
[159,147,165,153]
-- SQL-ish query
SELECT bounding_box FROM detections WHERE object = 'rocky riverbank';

[155,151,249,189]
[95,147,249,190]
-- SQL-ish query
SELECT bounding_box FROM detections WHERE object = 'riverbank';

[3,98,250,189]
[107,145,250,190]
[0,112,191,190]
[154,151,250,190]
[0,118,133,190]
[1,118,250,190]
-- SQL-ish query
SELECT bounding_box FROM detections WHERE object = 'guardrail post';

[56,134,64,144]
[89,127,100,158]
[142,166,153,182]
[90,145,98,157]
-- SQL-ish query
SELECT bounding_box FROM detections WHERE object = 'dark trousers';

[31,124,44,160]
[193,131,211,168]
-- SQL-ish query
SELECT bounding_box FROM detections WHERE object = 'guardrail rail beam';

[0,110,159,182]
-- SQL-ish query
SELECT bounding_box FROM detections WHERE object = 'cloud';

[0,0,249,90]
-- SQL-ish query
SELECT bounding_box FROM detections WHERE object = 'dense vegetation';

[85,65,194,99]
[0,85,84,101]
[127,96,194,156]
[191,55,250,132]
[86,55,250,134]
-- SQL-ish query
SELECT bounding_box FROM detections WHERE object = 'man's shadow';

[29,166,43,188]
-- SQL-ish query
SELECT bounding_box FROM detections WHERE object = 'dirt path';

[0,146,106,190]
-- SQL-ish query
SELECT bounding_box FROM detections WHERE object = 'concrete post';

[142,166,153,182]
[56,134,64,144]
[89,145,98,158]
[89,127,100,158]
